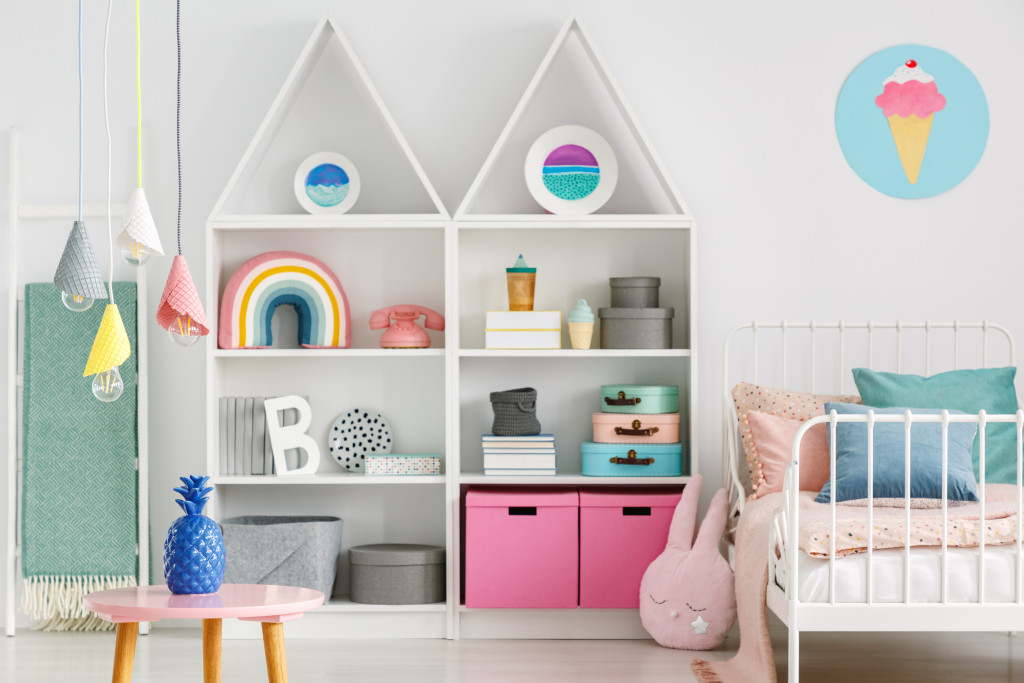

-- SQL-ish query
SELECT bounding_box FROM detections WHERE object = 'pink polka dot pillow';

[731,382,860,498]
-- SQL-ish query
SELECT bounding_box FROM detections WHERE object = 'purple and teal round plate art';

[294,152,361,214]
[525,126,618,215]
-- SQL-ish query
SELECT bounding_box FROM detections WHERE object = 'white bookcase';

[205,15,696,640]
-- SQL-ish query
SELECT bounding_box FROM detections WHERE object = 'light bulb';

[121,240,153,266]
[92,366,124,402]
[168,314,201,347]
[61,290,95,312]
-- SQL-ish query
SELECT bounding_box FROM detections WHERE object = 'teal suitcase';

[580,441,684,477]
[600,384,679,414]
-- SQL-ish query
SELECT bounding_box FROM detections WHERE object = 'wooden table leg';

[202,618,223,683]
[261,622,288,683]
[112,622,139,683]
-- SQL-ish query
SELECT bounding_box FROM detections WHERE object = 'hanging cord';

[77,0,83,223]
[103,0,114,303]
[136,0,142,188]
[176,0,183,255]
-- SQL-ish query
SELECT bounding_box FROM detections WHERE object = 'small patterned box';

[365,454,441,476]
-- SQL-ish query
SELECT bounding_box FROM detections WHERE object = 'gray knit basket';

[489,387,541,436]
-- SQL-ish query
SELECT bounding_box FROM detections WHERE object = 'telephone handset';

[369,305,446,349]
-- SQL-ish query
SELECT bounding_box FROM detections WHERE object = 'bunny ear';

[666,474,702,551]
[693,488,730,555]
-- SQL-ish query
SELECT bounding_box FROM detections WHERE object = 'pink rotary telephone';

[369,305,445,348]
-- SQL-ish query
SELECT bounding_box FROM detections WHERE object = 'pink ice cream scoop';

[874,59,946,184]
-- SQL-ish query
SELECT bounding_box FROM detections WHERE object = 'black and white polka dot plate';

[328,408,393,472]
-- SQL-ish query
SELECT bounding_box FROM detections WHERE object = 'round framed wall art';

[524,125,618,214]
[294,152,361,214]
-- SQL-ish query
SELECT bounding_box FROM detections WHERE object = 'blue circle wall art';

[525,125,618,214]
[836,45,989,199]
[294,152,361,214]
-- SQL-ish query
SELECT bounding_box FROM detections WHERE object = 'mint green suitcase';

[600,385,679,414]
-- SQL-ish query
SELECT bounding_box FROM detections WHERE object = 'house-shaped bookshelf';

[209,15,448,227]
[456,14,692,226]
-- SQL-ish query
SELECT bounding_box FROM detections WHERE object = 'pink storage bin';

[579,488,681,608]
[591,412,680,444]
[464,488,579,608]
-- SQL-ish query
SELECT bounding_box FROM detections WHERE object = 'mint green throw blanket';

[21,283,139,631]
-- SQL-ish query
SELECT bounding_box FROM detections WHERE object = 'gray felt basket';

[489,387,541,436]
[221,515,342,597]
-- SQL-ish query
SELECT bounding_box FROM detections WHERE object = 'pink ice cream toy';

[874,59,947,184]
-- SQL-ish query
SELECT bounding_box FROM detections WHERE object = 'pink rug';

[692,494,778,683]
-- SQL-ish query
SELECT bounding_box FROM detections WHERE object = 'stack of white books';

[485,311,561,349]
[482,434,556,475]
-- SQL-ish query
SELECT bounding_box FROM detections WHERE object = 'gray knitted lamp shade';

[53,221,108,300]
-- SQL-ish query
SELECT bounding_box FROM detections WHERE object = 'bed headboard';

[722,320,1017,518]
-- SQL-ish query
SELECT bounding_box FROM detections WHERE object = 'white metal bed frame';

[5,127,150,636]
[723,320,1024,683]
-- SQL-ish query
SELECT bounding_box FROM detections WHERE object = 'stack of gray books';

[219,397,303,475]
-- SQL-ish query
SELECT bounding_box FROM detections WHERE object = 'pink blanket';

[692,493,779,683]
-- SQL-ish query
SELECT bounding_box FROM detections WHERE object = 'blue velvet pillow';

[853,367,1019,484]
[815,402,979,505]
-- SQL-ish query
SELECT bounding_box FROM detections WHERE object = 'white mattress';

[780,545,1024,603]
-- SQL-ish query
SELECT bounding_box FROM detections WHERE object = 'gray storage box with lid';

[609,276,661,308]
[221,515,342,597]
[598,307,674,349]
[349,543,445,605]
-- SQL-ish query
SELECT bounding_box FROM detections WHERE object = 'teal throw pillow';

[852,367,1019,484]
[816,402,979,505]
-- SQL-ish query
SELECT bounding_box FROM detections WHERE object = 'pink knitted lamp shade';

[157,255,209,335]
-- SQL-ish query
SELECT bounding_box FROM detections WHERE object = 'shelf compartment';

[459,474,690,485]
[211,474,446,485]
[211,214,446,230]
[458,349,689,358]
[214,348,445,359]
[457,215,692,230]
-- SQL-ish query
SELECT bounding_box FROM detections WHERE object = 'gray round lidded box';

[609,276,661,308]
[598,307,674,349]
[349,543,445,605]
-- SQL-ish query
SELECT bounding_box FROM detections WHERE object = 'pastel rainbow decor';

[218,251,351,349]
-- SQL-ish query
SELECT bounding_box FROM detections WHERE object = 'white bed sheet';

[779,545,1024,603]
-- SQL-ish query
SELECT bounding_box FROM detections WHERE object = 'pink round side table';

[84,583,324,683]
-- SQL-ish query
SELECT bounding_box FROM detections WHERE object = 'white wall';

[2,0,1023,627]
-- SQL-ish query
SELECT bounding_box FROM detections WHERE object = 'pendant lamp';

[85,0,129,402]
[117,0,162,266]
[55,0,107,312]
[157,0,209,347]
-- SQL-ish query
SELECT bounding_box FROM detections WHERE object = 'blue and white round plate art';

[525,125,618,215]
[294,152,361,214]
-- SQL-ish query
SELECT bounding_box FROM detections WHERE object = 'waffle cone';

[885,113,934,184]
[54,221,108,300]
[117,188,164,256]
[84,304,131,376]
[157,255,210,335]
[569,322,594,350]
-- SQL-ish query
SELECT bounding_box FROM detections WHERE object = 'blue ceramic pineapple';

[163,475,226,594]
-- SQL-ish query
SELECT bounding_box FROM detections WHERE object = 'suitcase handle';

[615,419,660,437]
[605,391,642,407]
[609,449,655,466]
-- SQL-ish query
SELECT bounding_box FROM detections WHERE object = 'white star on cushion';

[691,614,709,635]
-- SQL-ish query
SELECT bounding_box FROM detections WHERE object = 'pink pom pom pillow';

[743,411,830,498]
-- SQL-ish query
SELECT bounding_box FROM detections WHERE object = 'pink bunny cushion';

[639,475,736,649]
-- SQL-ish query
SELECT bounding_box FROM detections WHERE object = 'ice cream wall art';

[525,125,618,214]
[294,151,361,214]
[835,45,988,199]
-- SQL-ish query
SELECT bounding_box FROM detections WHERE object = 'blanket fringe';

[691,658,725,683]
[21,575,137,632]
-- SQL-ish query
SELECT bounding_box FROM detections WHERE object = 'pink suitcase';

[464,488,579,608]
[579,488,681,608]
[591,412,680,444]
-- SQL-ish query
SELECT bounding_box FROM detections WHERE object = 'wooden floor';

[3,616,1023,681]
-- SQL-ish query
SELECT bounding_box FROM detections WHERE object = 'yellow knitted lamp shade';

[83,304,132,376]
